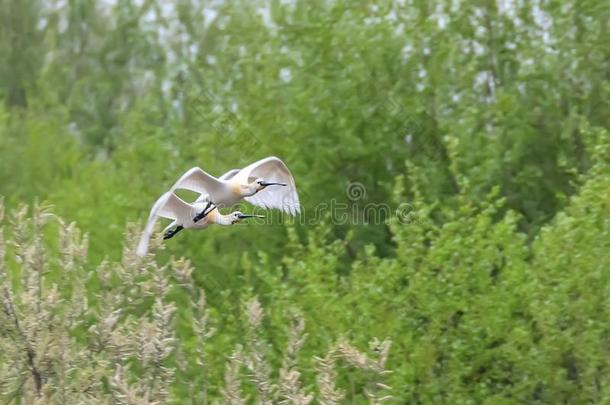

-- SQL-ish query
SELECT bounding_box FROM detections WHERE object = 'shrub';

[0,201,392,403]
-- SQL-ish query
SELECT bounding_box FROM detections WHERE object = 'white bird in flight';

[136,192,264,256]
[136,156,300,256]
[172,156,301,222]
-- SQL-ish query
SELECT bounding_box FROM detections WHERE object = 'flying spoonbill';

[170,156,300,222]
[136,192,263,256]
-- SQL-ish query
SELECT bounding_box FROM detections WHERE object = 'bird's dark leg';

[163,225,184,240]
[193,201,215,223]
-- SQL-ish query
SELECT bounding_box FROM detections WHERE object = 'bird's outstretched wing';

[219,168,240,181]
[176,167,239,202]
[171,167,226,197]
[235,156,300,215]
[136,192,194,257]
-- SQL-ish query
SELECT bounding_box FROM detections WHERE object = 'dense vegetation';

[1,0,608,403]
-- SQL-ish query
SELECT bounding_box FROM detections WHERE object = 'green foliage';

[0,0,609,402]
[0,205,393,403]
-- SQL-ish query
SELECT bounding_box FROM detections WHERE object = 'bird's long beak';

[237,214,265,219]
[260,181,287,187]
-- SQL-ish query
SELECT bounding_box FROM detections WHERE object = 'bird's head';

[229,211,264,224]
[254,177,287,192]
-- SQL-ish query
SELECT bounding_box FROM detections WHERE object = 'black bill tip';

[261,182,287,187]
[237,214,265,219]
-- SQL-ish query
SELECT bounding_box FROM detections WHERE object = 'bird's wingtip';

[284,204,300,216]
[267,155,284,163]
[136,236,149,257]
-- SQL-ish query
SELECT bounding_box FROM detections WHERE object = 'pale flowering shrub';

[0,203,180,403]
[0,201,392,403]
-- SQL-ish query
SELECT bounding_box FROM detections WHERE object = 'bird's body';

[161,195,221,232]
[136,156,300,257]
[170,156,301,217]
[136,192,263,256]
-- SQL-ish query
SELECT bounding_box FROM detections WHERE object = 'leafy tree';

[0,0,608,402]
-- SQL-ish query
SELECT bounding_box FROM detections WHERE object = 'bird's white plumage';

[154,192,195,223]
[235,156,301,215]
[171,167,225,197]
[219,168,240,181]
[136,192,195,256]
[192,168,240,203]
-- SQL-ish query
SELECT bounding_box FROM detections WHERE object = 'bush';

[0,202,392,403]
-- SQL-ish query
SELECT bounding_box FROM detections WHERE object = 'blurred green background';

[1,0,609,402]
